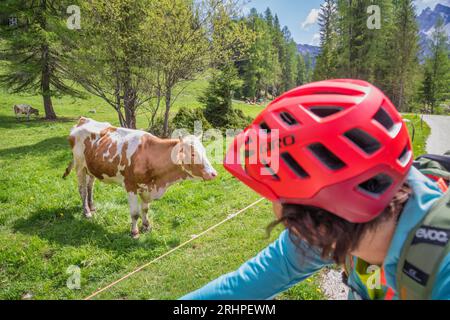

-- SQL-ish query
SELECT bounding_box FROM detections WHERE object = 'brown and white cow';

[63,117,217,238]
[13,104,39,121]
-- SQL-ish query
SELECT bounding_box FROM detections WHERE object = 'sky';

[243,0,450,45]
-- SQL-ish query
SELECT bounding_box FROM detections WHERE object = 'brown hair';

[269,184,412,264]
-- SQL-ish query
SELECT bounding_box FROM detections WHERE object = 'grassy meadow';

[0,77,429,300]
[0,78,324,300]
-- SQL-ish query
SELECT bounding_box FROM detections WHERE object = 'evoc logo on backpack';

[412,227,450,246]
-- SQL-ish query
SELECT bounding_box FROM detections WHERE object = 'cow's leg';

[139,193,151,233]
[87,175,96,213]
[128,192,140,239]
[77,169,92,218]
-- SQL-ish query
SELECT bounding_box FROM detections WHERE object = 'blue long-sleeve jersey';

[182,167,449,300]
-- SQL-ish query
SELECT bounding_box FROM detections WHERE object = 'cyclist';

[182,79,450,300]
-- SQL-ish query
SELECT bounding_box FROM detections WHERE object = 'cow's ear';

[171,142,185,165]
[178,135,184,144]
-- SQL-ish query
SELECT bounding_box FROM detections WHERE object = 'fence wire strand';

[84,198,265,300]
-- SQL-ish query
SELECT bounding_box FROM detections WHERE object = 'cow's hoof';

[84,212,93,219]
[142,224,152,233]
[131,231,140,239]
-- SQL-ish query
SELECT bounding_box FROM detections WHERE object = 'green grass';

[0,80,325,300]
[0,79,430,300]
[403,113,431,157]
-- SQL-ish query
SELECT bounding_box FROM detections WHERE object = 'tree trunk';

[150,88,162,129]
[124,106,136,129]
[123,71,137,129]
[163,87,172,138]
[124,86,137,129]
[41,44,57,120]
[114,86,126,127]
[398,79,405,112]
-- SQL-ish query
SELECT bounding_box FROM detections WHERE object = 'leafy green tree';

[68,0,153,129]
[202,64,250,129]
[0,0,82,120]
[146,0,252,136]
[198,1,253,129]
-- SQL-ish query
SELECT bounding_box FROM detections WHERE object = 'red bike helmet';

[224,79,413,223]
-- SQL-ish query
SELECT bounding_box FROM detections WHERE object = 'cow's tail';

[63,161,74,179]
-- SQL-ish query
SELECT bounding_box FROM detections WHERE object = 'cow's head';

[175,135,217,181]
[31,108,39,116]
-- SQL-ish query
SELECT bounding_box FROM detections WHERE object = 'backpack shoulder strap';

[396,190,450,300]
[416,154,450,172]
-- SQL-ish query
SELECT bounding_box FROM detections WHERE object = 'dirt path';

[422,115,450,154]
[319,269,349,300]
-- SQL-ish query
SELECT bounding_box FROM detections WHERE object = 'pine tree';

[280,28,298,92]
[389,0,420,111]
[420,18,450,114]
[335,0,381,80]
[241,9,266,100]
[304,53,314,83]
[314,0,338,80]
[264,8,274,28]
[296,54,307,86]
[239,8,304,98]
[334,0,402,91]
[0,0,82,120]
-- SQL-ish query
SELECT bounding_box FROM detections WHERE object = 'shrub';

[148,114,174,137]
[201,65,252,130]
[173,108,212,132]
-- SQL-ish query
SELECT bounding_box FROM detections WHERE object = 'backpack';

[396,152,450,300]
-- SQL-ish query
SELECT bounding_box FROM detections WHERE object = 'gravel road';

[319,269,349,300]
[422,115,450,154]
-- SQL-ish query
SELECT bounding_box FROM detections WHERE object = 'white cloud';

[301,9,320,29]
[415,0,449,9]
[311,33,321,46]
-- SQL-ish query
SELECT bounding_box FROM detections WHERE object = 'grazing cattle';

[13,104,39,120]
[63,118,218,238]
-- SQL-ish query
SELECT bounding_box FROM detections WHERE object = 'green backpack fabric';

[414,151,450,180]
[396,152,450,300]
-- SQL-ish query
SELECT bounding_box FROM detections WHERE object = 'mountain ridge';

[296,3,450,60]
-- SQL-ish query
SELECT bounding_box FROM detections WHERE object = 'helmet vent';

[311,91,346,95]
[398,145,412,167]
[260,122,271,133]
[309,106,343,118]
[281,153,310,178]
[344,129,381,155]
[279,112,299,126]
[358,174,393,197]
[261,162,280,181]
[308,143,346,170]
[373,107,394,131]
